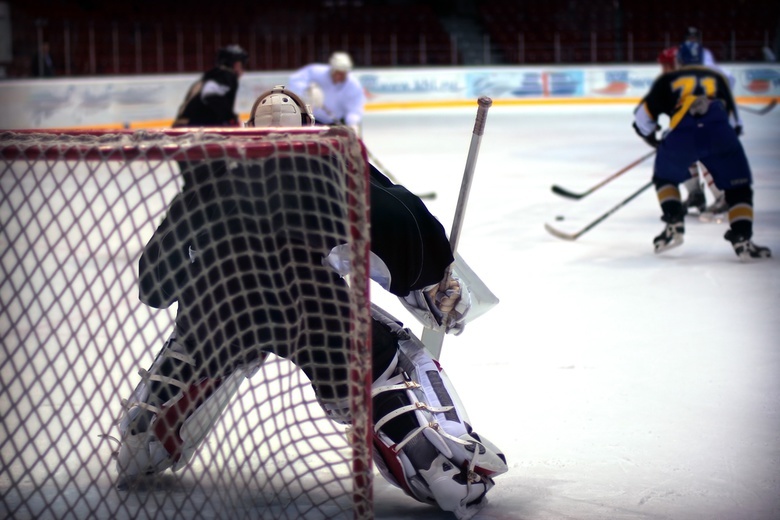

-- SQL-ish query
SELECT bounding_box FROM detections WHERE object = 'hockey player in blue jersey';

[633,41,771,260]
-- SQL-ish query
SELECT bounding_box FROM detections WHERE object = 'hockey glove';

[633,122,659,148]
[305,82,325,109]
[400,272,471,335]
[734,124,743,137]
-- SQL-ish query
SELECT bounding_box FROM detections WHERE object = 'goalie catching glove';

[400,271,471,335]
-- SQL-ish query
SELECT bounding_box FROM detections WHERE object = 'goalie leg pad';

[370,314,508,518]
[116,333,263,483]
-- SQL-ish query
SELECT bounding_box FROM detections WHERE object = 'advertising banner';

[0,64,777,129]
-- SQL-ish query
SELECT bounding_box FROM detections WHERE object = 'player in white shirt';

[288,51,366,135]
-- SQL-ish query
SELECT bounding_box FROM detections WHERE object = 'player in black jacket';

[172,45,248,128]
[116,87,507,518]
[633,41,770,259]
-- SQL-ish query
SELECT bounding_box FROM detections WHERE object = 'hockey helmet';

[677,41,703,65]
[246,85,315,127]
[685,26,702,42]
[657,46,677,67]
[329,51,353,73]
[217,44,249,67]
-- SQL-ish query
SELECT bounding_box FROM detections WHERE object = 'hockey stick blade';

[544,222,578,240]
[551,184,587,200]
[739,99,777,116]
[366,148,437,200]
[550,150,655,200]
[545,180,654,241]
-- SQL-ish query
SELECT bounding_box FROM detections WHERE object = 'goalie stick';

[738,99,777,116]
[366,149,437,200]
[312,95,438,200]
[551,150,655,200]
[421,96,493,358]
[545,180,654,241]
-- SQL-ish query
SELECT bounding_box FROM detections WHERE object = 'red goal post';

[0,127,373,520]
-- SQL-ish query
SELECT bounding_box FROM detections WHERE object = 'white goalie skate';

[114,334,262,486]
[370,309,508,520]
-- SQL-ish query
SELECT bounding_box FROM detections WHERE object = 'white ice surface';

[4,103,776,520]
[361,103,780,520]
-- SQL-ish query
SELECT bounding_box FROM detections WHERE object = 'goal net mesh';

[0,127,373,520]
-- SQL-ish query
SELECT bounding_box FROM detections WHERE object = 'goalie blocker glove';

[399,271,471,335]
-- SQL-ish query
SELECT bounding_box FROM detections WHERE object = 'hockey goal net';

[0,127,373,520]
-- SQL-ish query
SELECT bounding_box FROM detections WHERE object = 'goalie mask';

[246,85,315,127]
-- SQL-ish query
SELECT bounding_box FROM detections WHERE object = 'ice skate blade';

[654,237,684,254]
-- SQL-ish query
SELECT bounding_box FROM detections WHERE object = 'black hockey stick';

[551,150,655,200]
[545,180,654,241]
[738,99,777,115]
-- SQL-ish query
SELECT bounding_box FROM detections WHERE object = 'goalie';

[115,86,507,519]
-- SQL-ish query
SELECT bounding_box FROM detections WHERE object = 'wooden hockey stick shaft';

[551,150,655,200]
[366,148,437,200]
[315,103,438,200]
[545,180,654,241]
[448,97,493,254]
[738,99,777,115]
[422,96,492,358]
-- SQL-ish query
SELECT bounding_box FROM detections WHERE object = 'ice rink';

[361,102,780,520]
[2,101,778,520]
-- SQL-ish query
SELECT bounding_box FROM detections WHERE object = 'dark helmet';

[677,41,703,65]
[685,27,701,42]
[217,45,249,67]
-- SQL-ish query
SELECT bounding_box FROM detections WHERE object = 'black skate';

[699,195,728,223]
[704,195,728,215]
[724,230,771,260]
[653,221,685,253]
[683,190,706,215]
